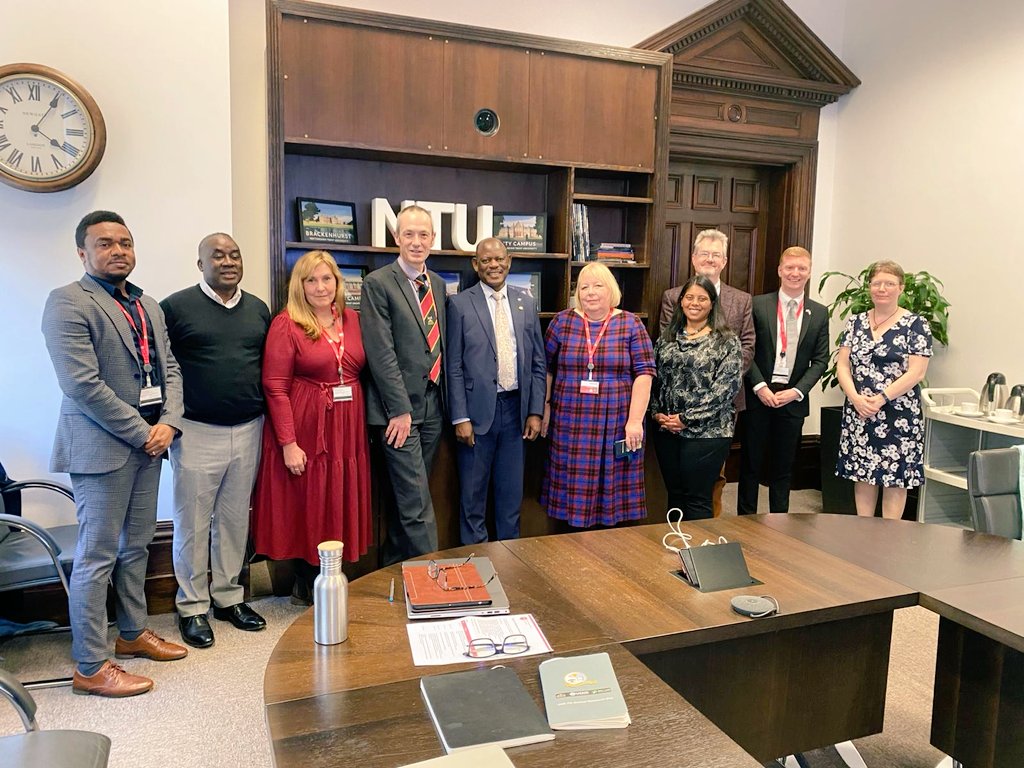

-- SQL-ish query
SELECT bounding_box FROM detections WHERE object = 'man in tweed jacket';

[41,210,188,697]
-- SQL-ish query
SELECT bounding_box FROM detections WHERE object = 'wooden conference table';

[263,515,1024,767]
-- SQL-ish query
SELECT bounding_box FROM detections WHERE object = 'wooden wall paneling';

[442,39,530,158]
[529,53,658,169]
[279,17,444,151]
[728,225,757,293]
[670,91,819,142]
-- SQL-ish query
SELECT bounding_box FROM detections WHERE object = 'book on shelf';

[403,556,511,619]
[538,651,631,730]
[571,203,591,262]
[591,242,635,263]
[420,666,555,754]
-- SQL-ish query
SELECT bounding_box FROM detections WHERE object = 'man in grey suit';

[738,246,829,514]
[42,211,187,697]
[659,229,754,516]
[361,205,447,564]
[446,238,546,544]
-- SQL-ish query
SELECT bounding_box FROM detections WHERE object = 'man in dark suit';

[659,229,754,515]
[41,210,187,697]
[738,246,829,514]
[446,238,546,544]
[362,205,447,564]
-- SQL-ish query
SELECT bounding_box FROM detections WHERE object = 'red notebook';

[402,561,493,611]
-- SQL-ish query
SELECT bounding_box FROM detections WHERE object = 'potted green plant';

[815,266,951,516]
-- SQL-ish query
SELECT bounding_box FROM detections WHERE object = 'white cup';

[959,401,980,414]
[994,408,1014,421]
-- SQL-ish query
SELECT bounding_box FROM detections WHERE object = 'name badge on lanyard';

[116,299,164,407]
[772,298,802,384]
[579,312,613,396]
[324,308,350,403]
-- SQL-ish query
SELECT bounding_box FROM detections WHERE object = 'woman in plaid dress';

[540,263,655,527]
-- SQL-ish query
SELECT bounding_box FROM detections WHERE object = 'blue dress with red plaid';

[541,309,656,527]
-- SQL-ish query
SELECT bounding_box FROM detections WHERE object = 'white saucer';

[952,408,983,418]
[986,416,1020,425]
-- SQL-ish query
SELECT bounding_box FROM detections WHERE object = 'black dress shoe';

[212,602,267,631]
[179,614,215,648]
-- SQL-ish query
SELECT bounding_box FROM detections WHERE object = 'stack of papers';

[406,614,552,667]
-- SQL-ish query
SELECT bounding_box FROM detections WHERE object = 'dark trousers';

[456,392,524,545]
[653,429,732,521]
[380,385,443,565]
[737,403,805,514]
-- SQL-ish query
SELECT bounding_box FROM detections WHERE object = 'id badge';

[332,384,353,402]
[139,385,163,407]
[580,379,600,395]
[771,360,790,384]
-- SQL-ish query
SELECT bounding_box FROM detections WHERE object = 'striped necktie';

[416,274,442,384]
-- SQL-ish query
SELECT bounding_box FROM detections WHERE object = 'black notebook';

[420,666,555,754]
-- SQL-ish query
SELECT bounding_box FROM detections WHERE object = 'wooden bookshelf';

[267,0,671,570]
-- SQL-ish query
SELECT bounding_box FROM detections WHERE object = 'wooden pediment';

[637,0,859,106]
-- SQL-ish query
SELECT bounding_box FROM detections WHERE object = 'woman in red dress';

[251,251,371,602]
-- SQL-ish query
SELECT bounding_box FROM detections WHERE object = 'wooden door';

[661,160,771,294]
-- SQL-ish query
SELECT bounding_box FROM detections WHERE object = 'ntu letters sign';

[371,199,493,251]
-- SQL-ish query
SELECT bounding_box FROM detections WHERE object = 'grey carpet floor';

[0,487,950,767]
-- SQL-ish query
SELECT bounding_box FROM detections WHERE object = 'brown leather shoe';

[115,628,188,661]
[73,661,153,697]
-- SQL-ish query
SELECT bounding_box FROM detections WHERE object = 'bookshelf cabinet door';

[529,53,658,169]
[442,39,529,158]
[280,17,443,151]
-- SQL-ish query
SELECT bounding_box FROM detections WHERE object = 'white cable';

[661,508,728,552]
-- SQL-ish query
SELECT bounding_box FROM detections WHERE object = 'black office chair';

[0,461,78,689]
[0,666,110,768]
[967,448,1023,539]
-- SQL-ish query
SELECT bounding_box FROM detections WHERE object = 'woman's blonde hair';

[573,262,622,309]
[286,251,346,340]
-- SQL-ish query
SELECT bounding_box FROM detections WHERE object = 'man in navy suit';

[737,246,830,514]
[446,238,546,544]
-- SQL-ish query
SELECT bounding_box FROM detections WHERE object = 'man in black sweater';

[161,233,271,648]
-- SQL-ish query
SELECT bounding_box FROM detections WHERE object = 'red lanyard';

[582,312,613,380]
[322,306,345,379]
[115,300,153,383]
[777,297,804,357]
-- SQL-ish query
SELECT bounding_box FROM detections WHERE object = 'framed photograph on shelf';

[339,266,366,311]
[435,270,461,297]
[297,197,358,244]
[507,272,542,311]
[493,212,547,253]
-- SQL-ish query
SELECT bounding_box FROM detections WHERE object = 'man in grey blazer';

[41,211,187,697]
[738,246,829,514]
[659,229,755,515]
[446,238,546,544]
[361,205,447,564]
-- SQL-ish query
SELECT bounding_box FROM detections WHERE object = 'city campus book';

[538,652,631,729]
[420,666,555,754]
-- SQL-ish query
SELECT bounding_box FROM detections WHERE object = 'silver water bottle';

[313,540,349,645]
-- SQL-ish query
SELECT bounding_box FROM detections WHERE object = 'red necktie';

[416,275,442,384]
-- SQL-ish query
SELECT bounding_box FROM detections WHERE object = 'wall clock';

[0,63,106,193]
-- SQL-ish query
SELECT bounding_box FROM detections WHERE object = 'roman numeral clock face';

[0,63,106,193]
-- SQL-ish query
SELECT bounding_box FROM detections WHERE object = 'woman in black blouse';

[650,275,742,520]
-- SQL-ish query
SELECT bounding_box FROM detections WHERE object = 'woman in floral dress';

[835,260,932,519]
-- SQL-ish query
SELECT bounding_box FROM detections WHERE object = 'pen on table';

[388,577,395,603]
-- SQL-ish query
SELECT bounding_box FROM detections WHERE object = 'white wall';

[0,1,232,523]
[2,0,848,524]
[828,0,1024,394]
